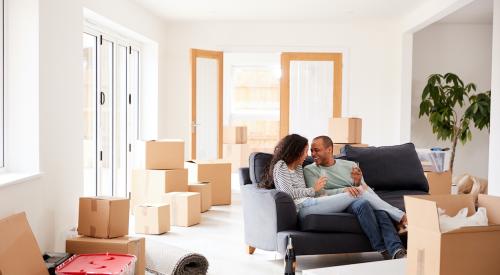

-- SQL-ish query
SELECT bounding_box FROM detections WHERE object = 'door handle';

[100,92,106,105]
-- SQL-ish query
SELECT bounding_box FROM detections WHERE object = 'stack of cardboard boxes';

[185,160,232,206]
[328,117,368,155]
[223,126,249,172]
[67,197,146,275]
[131,140,202,228]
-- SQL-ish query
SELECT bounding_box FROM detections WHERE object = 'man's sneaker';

[380,250,391,260]
[392,248,407,259]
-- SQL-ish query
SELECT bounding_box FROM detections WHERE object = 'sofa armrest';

[241,184,298,251]
[239,167,252,186]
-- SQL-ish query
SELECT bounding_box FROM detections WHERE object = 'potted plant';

[419,73,491,173]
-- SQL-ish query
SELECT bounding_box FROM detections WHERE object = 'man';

[303,136,407,259]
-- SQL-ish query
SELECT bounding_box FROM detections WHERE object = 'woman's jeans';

[297,188,405,222]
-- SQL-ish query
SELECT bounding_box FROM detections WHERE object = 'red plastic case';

[55,253,136,275]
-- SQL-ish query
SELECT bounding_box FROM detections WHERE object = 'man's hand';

[313,176,327,192]
[344,187,361,197]
[351,166,363,186]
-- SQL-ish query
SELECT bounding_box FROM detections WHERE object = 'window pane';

[229,66,280,154]
[83,33,97,196]
[127,49,139,193]
[289,61,334,143]
[195,57,218,160]
[114,45,127,197]
[98,39,114,196]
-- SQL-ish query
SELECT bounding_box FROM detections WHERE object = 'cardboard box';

[332,143,368,155]
[66,236,145,275]
[0,212,49,275]
[405,194,500,275]
[78,197,129,238]
[188,182,212,212]
[134,140,184,169]
[223,143,250,172]
[135,204,170,234]
[131,169,188,213]
[185,160,232,205]
[425,171,452,195]
[164,192,201,227]
[223,126,247,144]
[328,117,362,143]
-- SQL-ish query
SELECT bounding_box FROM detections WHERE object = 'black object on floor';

[43,252,72,275]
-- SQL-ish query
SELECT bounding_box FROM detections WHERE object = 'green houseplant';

[419,73,491,173]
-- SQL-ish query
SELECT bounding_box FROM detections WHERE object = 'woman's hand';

[351,166,363,186]
[314,176,327,192]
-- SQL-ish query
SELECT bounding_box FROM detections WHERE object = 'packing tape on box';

[141,207,148,216]
[90,226,96,236]
[143,226,150,234]
[417,249,425,275]
[91,200,98,212]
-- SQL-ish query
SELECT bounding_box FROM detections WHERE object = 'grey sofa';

[239,143,429,256]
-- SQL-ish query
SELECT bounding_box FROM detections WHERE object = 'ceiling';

[132,0,432,23]
[439,0,493,24]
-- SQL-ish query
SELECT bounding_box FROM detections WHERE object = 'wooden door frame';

[190,48,223,159]
[280,52,343,138]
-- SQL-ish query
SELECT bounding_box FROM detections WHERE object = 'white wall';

[159,21,404,153]
[411,23,492,178]
[0,0,169,251]
[489,0,500,194]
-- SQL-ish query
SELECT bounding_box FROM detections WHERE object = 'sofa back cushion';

[344,143,429,192]
[248,152,314,185]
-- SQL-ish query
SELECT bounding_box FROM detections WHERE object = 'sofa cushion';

[375,190,429,212]
[300,213,364,234]
[344,143,429,192]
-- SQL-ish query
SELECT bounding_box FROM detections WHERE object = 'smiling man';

[303,135,407,259]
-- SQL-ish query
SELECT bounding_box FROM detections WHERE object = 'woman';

[260,134,407,224]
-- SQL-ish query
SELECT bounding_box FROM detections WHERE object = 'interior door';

[191,49,223,160]
[280,52,343,141]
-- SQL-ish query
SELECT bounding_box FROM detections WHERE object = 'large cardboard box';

[188,182,212,212]
[134,140,184,169]
[328,117,362,143]
[223,126,247,144]
[332,143,368,155]
[425,171,452,195]
[185,160,232,205]
[223,143,250,172]
[66,236,145,275]
[0,212,49,275]
[405,194,500,275]
[164,192,201,227]
[131,169,188,213]
[135,204,170,234]
[78,197,129,238]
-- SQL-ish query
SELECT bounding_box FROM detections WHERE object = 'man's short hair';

[313,136,333,149]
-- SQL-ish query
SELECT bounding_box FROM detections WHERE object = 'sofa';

[239,143,429,256]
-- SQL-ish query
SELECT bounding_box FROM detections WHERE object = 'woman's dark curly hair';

[259,134,308,189]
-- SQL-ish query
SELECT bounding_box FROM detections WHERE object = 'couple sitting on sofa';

[259,134,408,259]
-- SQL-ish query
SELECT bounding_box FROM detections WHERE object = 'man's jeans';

[346,199,404,257]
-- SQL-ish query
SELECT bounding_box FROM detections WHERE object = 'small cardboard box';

[328,117,362,143]
[405,194,500,275]
[332,143,368,155]
[223,143,250,172]
[135,204,170,234]
[185,160,232,205]
[188,182,212,212]
[223,126,247,144]
[66,236,145,275]
[78,197,130,238]
[134,139,184,169]
[425,171,452,195]
[0,212,49,275]
[131,169,188,213]
[164,192,201,227]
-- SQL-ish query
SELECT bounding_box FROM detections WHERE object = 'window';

[0,0,4,168]
[83,28,140,197]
